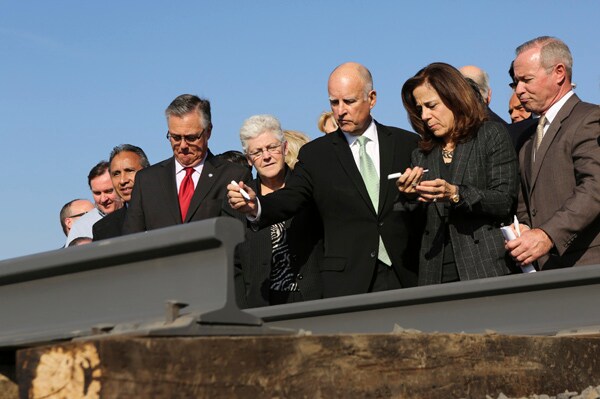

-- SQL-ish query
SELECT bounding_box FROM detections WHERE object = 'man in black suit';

[228,63,420,298]
[460,65,508,126]
[123,94,252,233]
[93,144,149,240]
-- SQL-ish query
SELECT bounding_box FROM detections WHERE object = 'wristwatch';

[450,186,460,204]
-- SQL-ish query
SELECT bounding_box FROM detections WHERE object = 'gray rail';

[251,265,600,336]
[1,217,599,350]
[0,217,261,349]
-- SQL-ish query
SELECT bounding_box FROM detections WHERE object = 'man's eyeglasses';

[166,130,205,144]
[67,211,88,219]
[247,142,284,161]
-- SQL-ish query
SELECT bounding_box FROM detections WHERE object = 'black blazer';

[507,117,536,154]
[400,122,519,286]
[92,206,127,241]
[257,121,421,298]
[227,170,323,308]
[123,152,252,233]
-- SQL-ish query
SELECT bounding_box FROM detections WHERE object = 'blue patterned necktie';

[357,136,391,266]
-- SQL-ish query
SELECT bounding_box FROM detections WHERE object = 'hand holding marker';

[501,216,536,273]
[230,180,251,201]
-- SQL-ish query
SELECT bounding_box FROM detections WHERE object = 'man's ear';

[554,63,567,85]
[368,89,377,109]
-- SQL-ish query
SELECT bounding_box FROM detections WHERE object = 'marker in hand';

[501,216,536,273]
[387,169,429,180]
[230,180,251,201]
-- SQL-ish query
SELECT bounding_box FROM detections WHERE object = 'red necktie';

[179,167,195,221]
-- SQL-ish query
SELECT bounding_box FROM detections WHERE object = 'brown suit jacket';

[517,94,600,269]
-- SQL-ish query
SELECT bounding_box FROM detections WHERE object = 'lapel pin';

[208,173,213,178]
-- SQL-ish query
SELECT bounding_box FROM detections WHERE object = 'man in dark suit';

[228,63,420,298]
[123,94,252,233]
[506,36,600,269]
[460,65,508,126]
[93,144,149,240]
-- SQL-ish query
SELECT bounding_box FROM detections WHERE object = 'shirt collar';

[174,153,207,174]
[544,90,574,126]
[343,118,377,146]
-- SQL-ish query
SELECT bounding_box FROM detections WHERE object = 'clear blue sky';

[1,1,598,260]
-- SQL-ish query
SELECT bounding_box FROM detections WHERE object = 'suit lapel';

[530,95,580,192]
[185,152,216,223]
[451,138,475,185]
[331,130,375,214]
[427,147,445,216]
[376,122,395,214]
[161,158,182,224]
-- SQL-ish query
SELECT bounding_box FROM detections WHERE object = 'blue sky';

[1,1,599,260]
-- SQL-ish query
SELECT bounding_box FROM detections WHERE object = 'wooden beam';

[17,333,600,398]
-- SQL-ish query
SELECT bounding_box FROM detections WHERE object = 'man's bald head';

[460,65,492,104]
[327,62,376,136]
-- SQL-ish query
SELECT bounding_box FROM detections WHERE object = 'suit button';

[370,251,377,258]
[474,239,480,244]
[532,209,537,217]
[297,274,303,280]
[378,222,384,227]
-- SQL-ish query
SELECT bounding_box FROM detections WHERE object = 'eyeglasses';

[247,142,284,161]
[166,130,205,144]
[67,211,88,219]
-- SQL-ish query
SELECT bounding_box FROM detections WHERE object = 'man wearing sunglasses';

[123,94,252,233]
[59,199,94,237]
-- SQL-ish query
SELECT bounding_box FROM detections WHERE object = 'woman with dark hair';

[396,62,519,285]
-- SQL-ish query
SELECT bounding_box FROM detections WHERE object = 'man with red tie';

[123,94,251,233]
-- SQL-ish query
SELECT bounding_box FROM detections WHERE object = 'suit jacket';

[400,121,519,286]
[257,121,421,298]
[226,170,323,308]
[487,106,508,126]
[507,117,536,154]
[123,152,252,233]
[92,206,127,241]
[517,94,600,269]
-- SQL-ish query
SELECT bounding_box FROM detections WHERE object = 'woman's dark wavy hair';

[401,62,487,153]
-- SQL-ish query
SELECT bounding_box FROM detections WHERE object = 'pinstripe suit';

[403,121,519,286]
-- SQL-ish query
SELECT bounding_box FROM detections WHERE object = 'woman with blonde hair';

[283,129,310,169]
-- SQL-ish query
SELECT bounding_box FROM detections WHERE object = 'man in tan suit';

[506,36,600,269]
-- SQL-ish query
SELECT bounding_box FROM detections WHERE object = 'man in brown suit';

[506,36,600,269]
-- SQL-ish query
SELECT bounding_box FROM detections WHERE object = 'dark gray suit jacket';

[517,94,600,269]
[123,152,252,233]
[257,121,421,298]
[400,121,519,286]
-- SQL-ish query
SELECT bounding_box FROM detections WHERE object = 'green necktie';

[357,136,391,266]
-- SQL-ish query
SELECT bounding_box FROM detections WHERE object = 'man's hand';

[505,227,553,266]
[227,181,258,217]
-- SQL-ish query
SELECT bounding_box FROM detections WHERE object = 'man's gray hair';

[239,114,285,153]
[165,94,212,129]
[516,36,573,81]
[109,144,150,169]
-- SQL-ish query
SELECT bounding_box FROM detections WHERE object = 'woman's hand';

[396,167,426,198]
[416,179,458,203]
